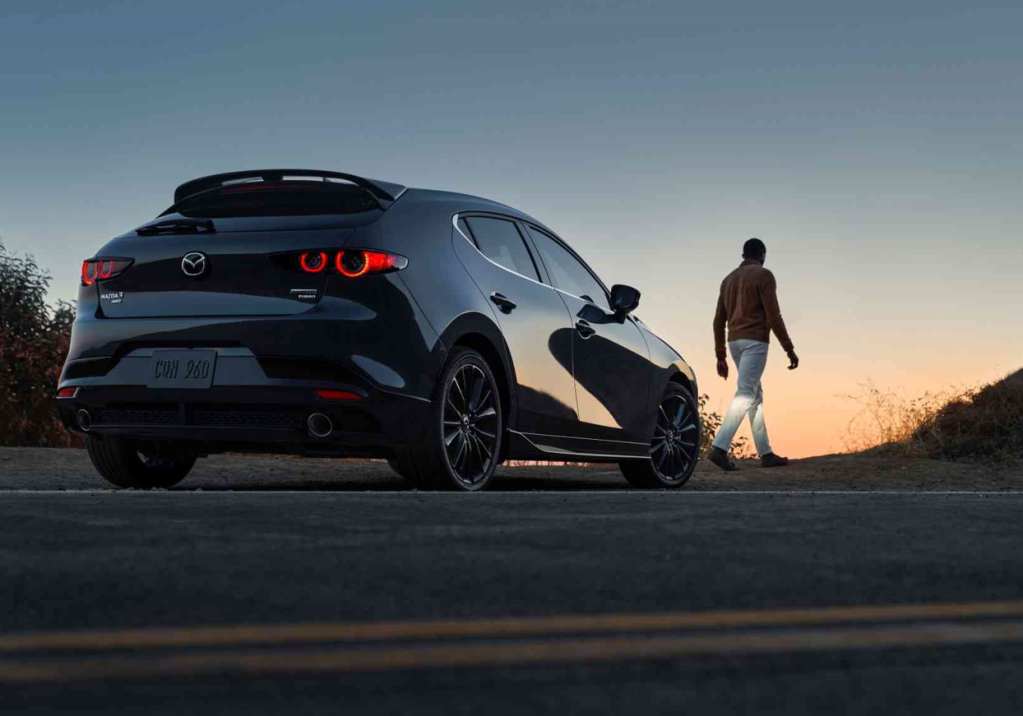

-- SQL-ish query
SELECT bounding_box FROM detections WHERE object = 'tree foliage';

[0,239,80,447]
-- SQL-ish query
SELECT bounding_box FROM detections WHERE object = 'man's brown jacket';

[713,259,794,360]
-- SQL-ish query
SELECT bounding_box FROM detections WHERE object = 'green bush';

[0,240,80,447]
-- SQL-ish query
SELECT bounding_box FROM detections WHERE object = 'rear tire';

[86,436,196,489]
[619,382,700,489]
[397,347,504,491]
[386,455,416,483]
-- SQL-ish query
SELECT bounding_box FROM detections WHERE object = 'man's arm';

[713,291,729,378]
[758,270,797,361]
[713,291,727,361]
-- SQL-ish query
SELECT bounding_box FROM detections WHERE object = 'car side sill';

[508,430,650,461]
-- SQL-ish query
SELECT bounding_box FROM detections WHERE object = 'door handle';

[575,320,596,339]
[490,292,517,313]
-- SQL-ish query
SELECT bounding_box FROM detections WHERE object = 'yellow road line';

[4,599,1023,653]
[3,620,1023,683]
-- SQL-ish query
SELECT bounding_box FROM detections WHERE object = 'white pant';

[712,339,773,457]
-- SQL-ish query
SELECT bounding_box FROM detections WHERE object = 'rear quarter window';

[464,217,540,281]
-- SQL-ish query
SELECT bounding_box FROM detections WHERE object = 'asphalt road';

[3,458,1023,716]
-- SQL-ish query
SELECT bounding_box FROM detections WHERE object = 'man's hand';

[717,358,729,379]
[786,349,800,370]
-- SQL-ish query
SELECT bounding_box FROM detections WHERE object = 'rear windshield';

[164,181,381,219]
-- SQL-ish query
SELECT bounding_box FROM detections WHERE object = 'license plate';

[147,350,217,389]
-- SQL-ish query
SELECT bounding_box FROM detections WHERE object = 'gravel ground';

[1,447,1020,491]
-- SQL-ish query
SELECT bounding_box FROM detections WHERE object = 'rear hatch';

[93,175,391,318]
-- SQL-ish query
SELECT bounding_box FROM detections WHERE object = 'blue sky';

[2,0,1021,455]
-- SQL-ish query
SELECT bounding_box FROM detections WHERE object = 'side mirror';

[610,284,641,317]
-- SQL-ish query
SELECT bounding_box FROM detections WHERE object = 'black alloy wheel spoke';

[468,370,485,412]
[654,443,669,469]
[472,433,493,461]
[446,395,463,420]
[463,434,476,479]
[477,387,492,412]
[451,432,467,467]
[453,372,469,410]
[659,405,671,427]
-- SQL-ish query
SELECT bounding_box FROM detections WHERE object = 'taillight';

[271,249,407,276]
[81,261,97,286]
[57,387,77,398]
[81,258,132,286]
[335,250,408,278]
[300,251,328,273]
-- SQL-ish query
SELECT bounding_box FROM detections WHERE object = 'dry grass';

[843,369,1023,464]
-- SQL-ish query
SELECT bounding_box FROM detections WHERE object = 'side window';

[525,227,609,309]
[456,217,474,244]
[464,217,539,281]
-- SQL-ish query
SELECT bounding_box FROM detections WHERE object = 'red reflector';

[57,387,77,398]
[315,389,362,401]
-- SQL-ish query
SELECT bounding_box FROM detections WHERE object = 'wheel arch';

[437,312,518,433]
[667,369,696,399]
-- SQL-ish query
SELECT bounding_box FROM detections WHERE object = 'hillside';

[912,368,1023,463]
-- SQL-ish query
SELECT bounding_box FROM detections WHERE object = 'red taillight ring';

[336,250,370,278]
[99,260,113,280]
[300,251,328,273]
[81,261,97,286]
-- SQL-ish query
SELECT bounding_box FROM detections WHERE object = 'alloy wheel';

[443,363,499,485]
[651,392,699,481]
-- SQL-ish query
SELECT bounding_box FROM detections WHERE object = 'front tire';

[396,347,504,491]
[619,382,700,489]
[86,436,196,489]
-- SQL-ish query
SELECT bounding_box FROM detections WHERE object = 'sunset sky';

[2,1,1021,457]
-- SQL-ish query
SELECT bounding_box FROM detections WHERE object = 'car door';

[453,215,579,436]
[523,225,652,449]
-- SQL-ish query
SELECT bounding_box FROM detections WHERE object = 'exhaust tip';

[76,409,92,432]
[307,412,333,438]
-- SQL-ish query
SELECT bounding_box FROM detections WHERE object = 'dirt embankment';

[1,448,1020,492]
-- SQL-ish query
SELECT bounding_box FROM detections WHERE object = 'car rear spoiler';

[173,169,407,209]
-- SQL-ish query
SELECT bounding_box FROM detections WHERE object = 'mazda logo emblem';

[181,252,208,278]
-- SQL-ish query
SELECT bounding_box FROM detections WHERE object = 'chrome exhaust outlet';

[77,409,92,432]
[307,413,333,438]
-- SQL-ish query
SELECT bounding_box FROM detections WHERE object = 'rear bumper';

[55,350,432,457]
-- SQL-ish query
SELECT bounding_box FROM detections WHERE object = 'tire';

[396,347,504,491]
[86,436,196,489]
[386,455,415,482]
[619,382,700,489]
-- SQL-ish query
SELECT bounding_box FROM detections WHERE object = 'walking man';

[709,238,799,471]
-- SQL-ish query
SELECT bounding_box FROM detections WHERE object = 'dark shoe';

[761,453,789,468]
[708,447,739,472]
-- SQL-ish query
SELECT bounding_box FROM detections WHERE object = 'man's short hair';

[743,238,766,259]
